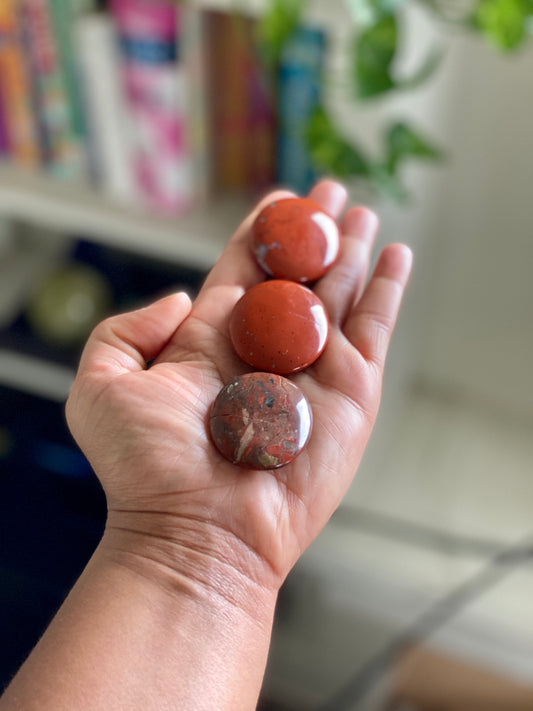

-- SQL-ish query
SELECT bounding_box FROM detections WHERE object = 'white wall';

[293,5,533,692]
[413,36,533,417]
[381,4,533,417]
[319,3,533,484]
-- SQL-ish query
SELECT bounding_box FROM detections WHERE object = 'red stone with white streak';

[252,198,340,283]
[209,372,313,469]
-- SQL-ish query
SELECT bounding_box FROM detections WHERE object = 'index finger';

[159,182,349,367]
[199,179,348,294]
[199,189,296,292]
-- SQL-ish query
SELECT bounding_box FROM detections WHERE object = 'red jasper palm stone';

[252,197,340,283]
[229,280,329,375]
[209,372,313,469]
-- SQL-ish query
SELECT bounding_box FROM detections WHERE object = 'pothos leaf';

[255,0,305,66]
[306,109,443,201]
[385,121,444,173]
[354,13,442,99]
[369,163,410,201]
[354,13,398,98]
[306,104,370,178]
[396,46,444,92]
[471,0,532,50]
[344,0,406,27]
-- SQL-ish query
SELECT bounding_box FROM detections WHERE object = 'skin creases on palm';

[65,180,412,592]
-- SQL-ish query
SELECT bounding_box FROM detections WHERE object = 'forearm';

[0,523,277,711]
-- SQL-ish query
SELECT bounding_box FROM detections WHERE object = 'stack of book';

[0,0,327,214]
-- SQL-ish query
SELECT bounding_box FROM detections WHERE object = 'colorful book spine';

[276,26,326,195]
[0,0,40,167]
[48,0,95,146]
[0,93,10,157]
[207,11,251,192]
[246,38,276,194]
[21,0,82,178]
[181,4,211,204]
[205,12,276,197]
[75,13,137,203]
[110,0,195,214]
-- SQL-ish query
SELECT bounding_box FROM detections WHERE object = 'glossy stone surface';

[210,372,313,469]
[252,197,340,283]
[229,280,329,374]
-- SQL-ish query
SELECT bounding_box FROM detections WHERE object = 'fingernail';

[308,179,347,216]
[328,182,349,214]
[343,206,379,242]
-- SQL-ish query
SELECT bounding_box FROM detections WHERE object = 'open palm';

[66,180,412,597]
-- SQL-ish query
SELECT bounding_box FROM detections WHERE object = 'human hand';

[66,180,412,614]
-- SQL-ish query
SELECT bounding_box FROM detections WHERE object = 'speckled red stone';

[252,197,340,283]
[209,372,313,469]
[229,280,329,375]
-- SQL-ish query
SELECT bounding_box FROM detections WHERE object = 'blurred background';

[1,0,533,709]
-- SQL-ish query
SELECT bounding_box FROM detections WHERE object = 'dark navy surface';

[0,240,206,368]
[0,240,207,690]
[0,386,106,690]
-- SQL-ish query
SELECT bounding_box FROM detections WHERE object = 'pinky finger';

[344,243,413,369]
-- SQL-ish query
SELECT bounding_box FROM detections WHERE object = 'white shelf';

[192,0,345,25]
[0,349,75,402]
[0,166,251,269]
[191,0,267,14]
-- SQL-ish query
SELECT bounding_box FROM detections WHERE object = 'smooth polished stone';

[229,280,329,375]
[209,372,313,469]
[252,197,340,283]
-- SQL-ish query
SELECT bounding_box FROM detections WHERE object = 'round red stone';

[209,372,313,469]
[229,280,329,375]
[252,197,340,283]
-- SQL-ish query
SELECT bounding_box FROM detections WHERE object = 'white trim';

[0,349,75,402]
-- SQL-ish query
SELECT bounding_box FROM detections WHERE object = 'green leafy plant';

[257,0,533,200]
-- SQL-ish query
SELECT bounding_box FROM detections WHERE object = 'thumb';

[76,292,193,381]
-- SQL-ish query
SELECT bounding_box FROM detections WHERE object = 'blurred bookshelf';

[0,0,330,381]
[0,164,247,266]
[0,0,330,397]
[0,1,330,701]
[0,0,326,241]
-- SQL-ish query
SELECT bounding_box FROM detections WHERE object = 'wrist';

[101,508,279,629]
[2,515,279,711]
